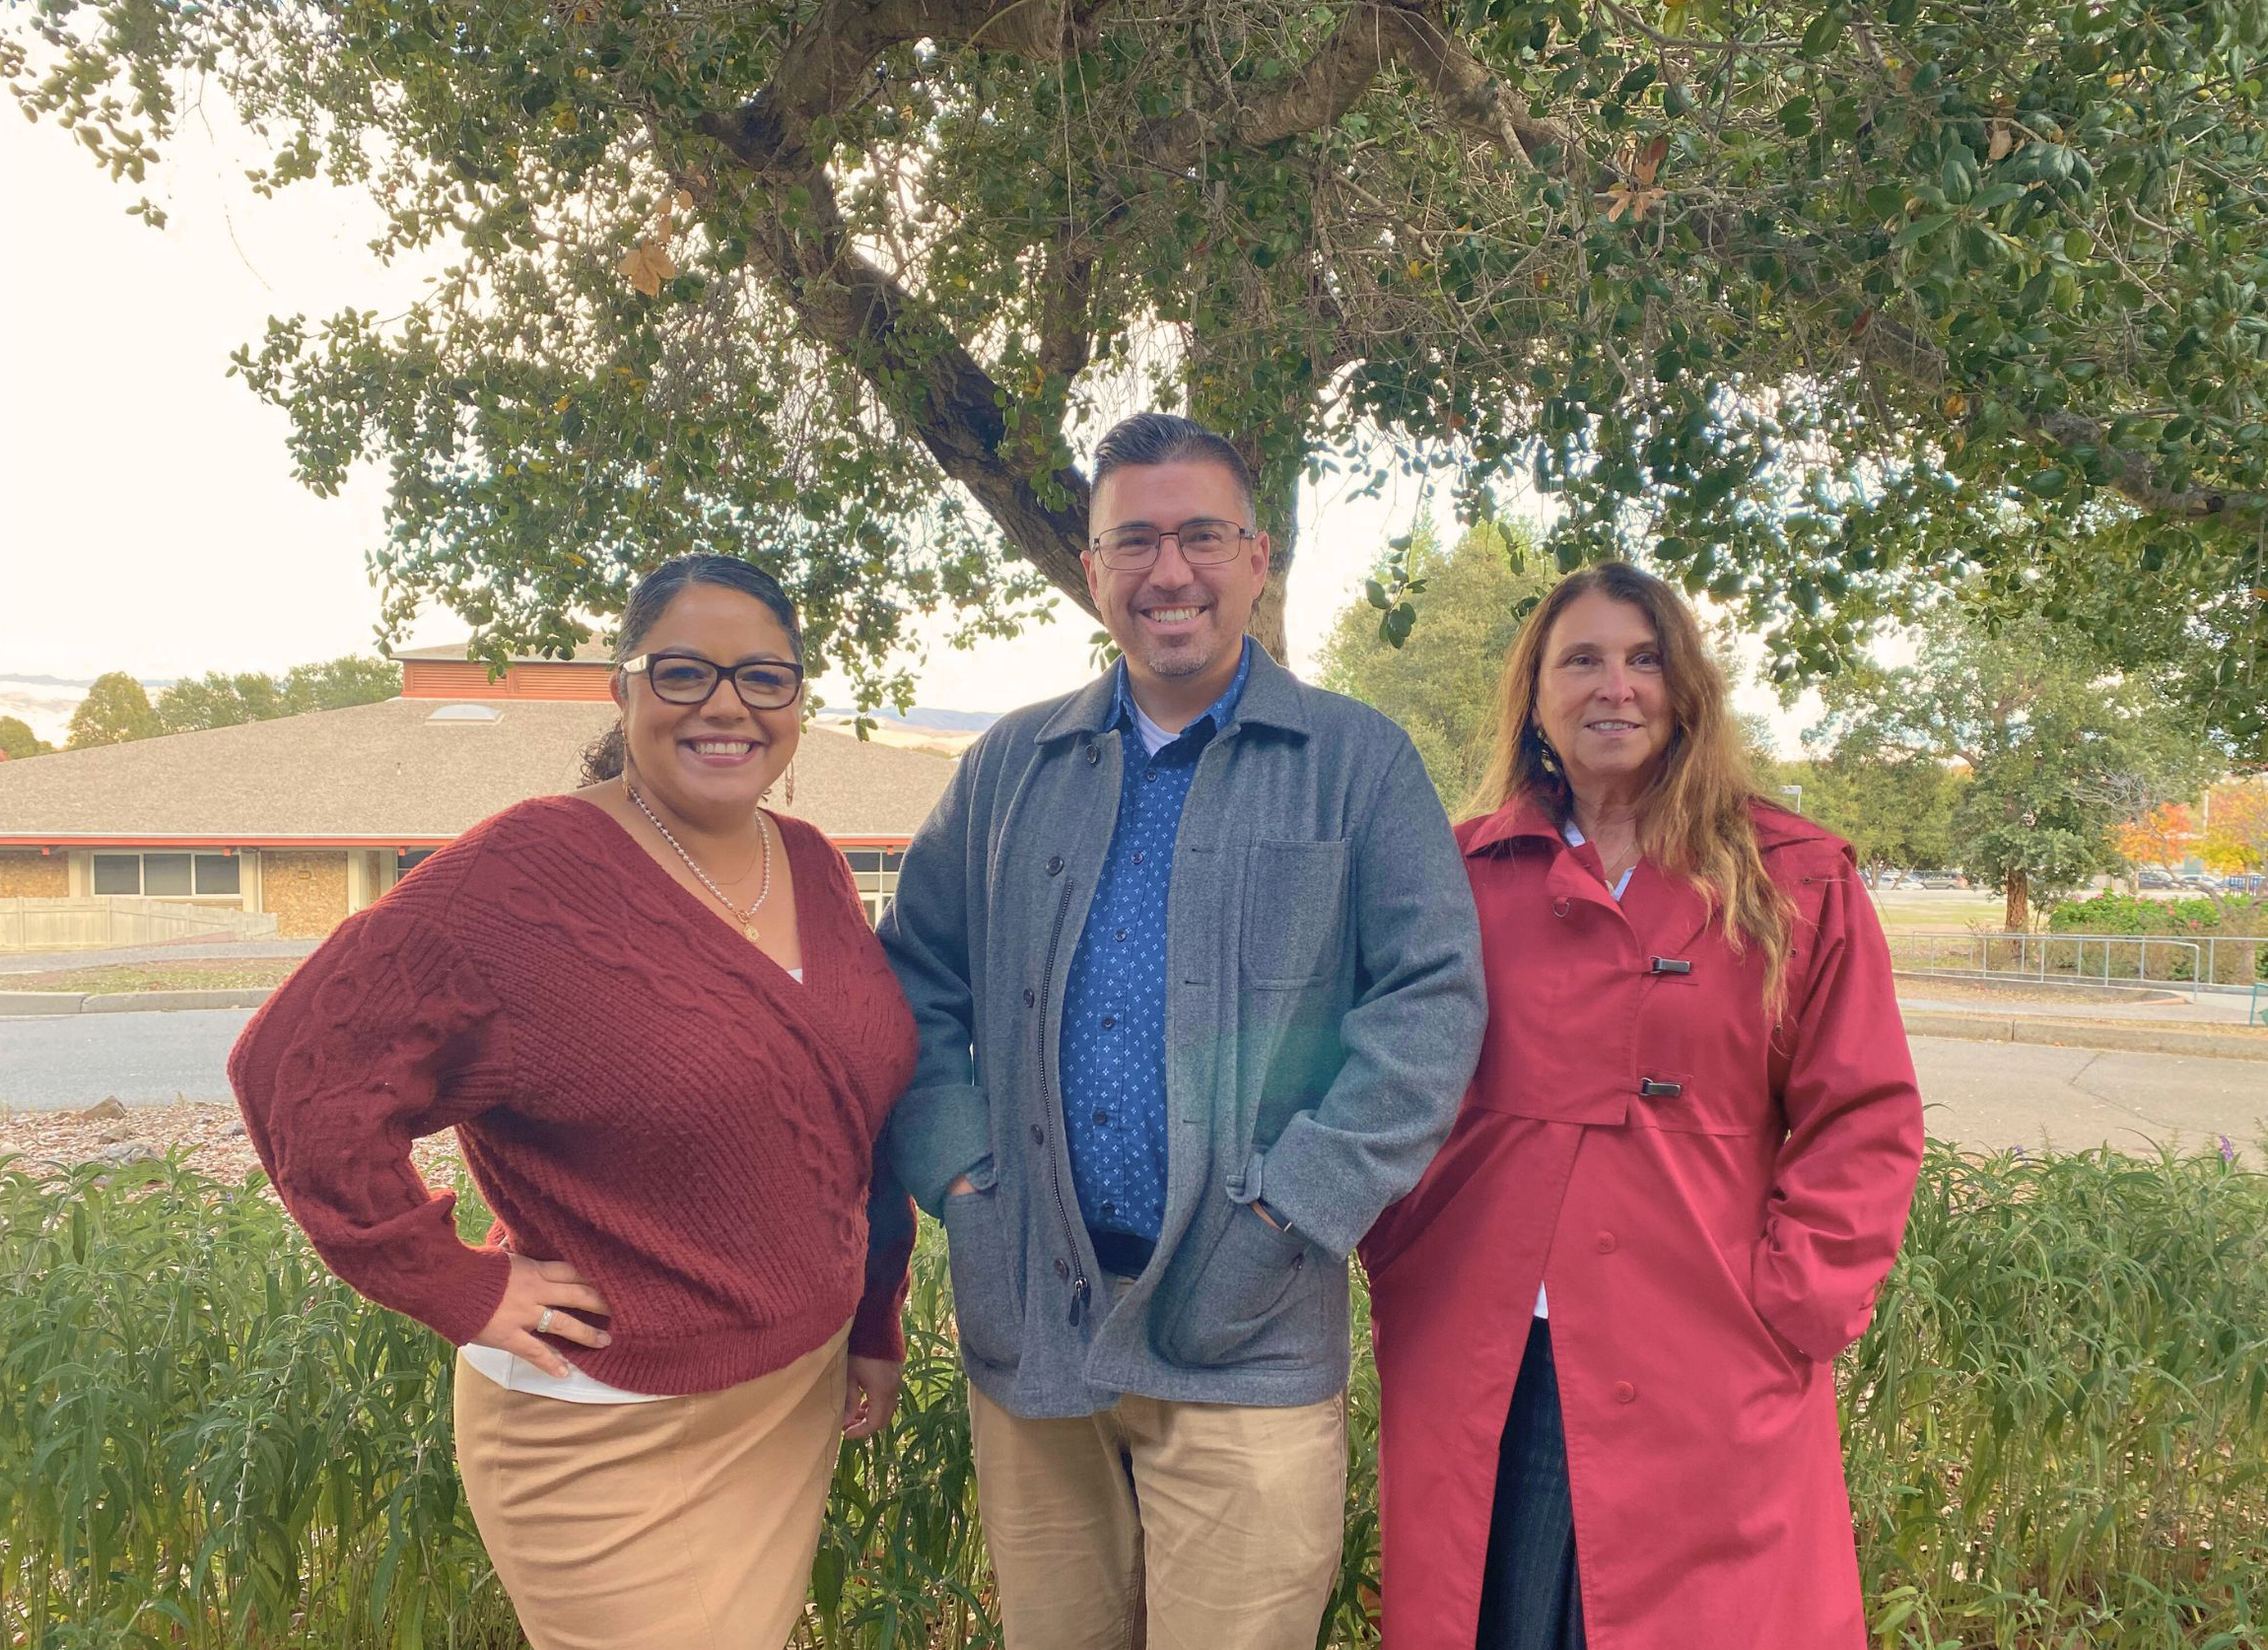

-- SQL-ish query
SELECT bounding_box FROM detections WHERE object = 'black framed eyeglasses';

[1089,517,1256,571]
[621,651,804,711]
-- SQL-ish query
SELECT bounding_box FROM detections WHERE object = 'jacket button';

[1055,1258,1070,1278]
[1022,988,1036,1007]
[1030,1124,1045,1144]
[1084,742,1100,766]
[1596,1231,1616,1254]
[1046,856,1065,876]
[1552,898,1570,918]
[1614,1381,1637,1405]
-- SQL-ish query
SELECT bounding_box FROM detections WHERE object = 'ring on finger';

[535,1307,556,1338]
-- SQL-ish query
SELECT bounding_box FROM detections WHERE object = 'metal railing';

[1887,931,2217,1000]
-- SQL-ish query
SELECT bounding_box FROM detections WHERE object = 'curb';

[0,989,273,1017]
[0,992,86,1017]
[1902,1009,2268,1064]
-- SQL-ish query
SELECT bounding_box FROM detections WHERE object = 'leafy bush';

[2043,894,2265,983]
[4,1143,2264,1649]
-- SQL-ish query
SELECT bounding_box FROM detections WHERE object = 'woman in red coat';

[1361,563,1923,1650]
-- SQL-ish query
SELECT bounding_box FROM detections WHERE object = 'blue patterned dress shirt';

[1059,640,1253,1267]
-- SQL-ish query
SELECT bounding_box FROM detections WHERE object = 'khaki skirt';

[453,1322,850,1650]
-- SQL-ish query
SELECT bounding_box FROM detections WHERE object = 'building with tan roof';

[0,647,954,936]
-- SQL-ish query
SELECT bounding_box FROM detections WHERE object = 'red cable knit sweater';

[230,794,919,1396]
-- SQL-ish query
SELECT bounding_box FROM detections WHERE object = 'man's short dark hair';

[1091,413,1257,521]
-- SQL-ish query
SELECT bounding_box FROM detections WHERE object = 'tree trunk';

[2004,865,2029,931]
[1230,437,1297,666]
[1248,473,1296,663]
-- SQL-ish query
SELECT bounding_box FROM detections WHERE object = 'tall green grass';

[3,1142,2262,1649]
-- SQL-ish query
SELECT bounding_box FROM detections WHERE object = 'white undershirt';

[1130,698,1177,756]
[459,966,804,1404]
[1538,827,1633,1321]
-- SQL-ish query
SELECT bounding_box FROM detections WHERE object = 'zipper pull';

[1067,1275,1091,1326]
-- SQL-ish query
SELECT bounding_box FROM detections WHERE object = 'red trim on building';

[400,658,615,702]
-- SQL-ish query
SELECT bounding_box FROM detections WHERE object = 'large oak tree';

[12,0,2264,741]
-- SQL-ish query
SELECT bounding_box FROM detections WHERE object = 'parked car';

[2137,867,2175,890]
[2179,873,2224,893]
[1911,869,1965,890]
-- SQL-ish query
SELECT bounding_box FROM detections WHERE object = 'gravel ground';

[0,1098,463,1186]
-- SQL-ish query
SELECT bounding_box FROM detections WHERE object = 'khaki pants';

[968,1380,1348,1650]
[452,1324,849,1650]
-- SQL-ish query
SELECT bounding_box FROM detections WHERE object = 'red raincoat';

[1361,798,1923,1650]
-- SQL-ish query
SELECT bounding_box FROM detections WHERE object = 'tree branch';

[1137,0,1576,172]
[695,0,1109,177]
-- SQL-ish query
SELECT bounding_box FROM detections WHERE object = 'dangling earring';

[785,759,797,807]
[1530,724,1560,776]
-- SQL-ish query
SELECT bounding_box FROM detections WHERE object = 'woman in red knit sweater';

[231,555,918,1650]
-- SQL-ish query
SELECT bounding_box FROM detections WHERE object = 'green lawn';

[3,958,302,995]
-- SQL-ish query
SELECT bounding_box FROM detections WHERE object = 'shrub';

[4,1143,2264,1649]
[2043,894,2265,984]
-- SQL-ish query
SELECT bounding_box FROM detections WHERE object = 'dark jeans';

[1476,1320,1587,1650]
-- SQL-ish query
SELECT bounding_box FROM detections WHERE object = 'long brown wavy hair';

[1470,562,1797,1012]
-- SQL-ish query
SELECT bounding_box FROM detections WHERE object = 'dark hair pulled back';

[580,555,802,787]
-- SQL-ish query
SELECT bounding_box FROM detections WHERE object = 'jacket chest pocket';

[1239,839,1350,988]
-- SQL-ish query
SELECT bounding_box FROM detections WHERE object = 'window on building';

[93,855,141,895]
[195,856,241,895]
[92,851,243,899]
[839,847,904,926]
[143,854,194,896]
[396,849,436,876]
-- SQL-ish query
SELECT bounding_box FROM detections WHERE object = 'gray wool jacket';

[879,647,1486,1418]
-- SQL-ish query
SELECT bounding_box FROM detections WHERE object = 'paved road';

[1909,1037,2263,1157]
[1,1006,254,1109]
[3,1014,2260,1157]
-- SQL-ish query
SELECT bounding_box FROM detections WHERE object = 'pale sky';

[0,88,1806,746]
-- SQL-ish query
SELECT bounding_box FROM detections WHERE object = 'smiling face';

[610,581,801,827]
[1535,590,1675,799]
[1084,459,1269,701]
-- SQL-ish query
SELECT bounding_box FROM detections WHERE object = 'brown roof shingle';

[0,700,955,841]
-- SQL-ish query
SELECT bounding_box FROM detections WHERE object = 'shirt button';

[1133,852,1144,864]
[1046,855,1065,875]
[1093,1109,1110,1126]
[1100,1201,1117,1217]
[1614,1381,1637,1405]
[1596,1231,1617,1254]
[1144,771,1157,784]
[1101,1015,1116,1029]
[1116,928,1128,941]
[1030,1125,1045,1145]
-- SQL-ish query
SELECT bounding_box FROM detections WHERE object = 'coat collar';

[1459,794,1560,858]
[1034,640,1311,745]
[1460,792,1850,862]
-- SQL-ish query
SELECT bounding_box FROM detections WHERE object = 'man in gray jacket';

[881,413,1484,1650]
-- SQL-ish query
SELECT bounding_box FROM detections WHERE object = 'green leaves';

[9,0,2264,747]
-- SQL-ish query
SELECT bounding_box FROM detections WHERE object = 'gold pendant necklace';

[625,782,773,940]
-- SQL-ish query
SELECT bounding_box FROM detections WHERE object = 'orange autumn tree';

[2112,803,2196,872]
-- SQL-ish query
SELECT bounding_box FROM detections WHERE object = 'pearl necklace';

[625,781,773,941]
